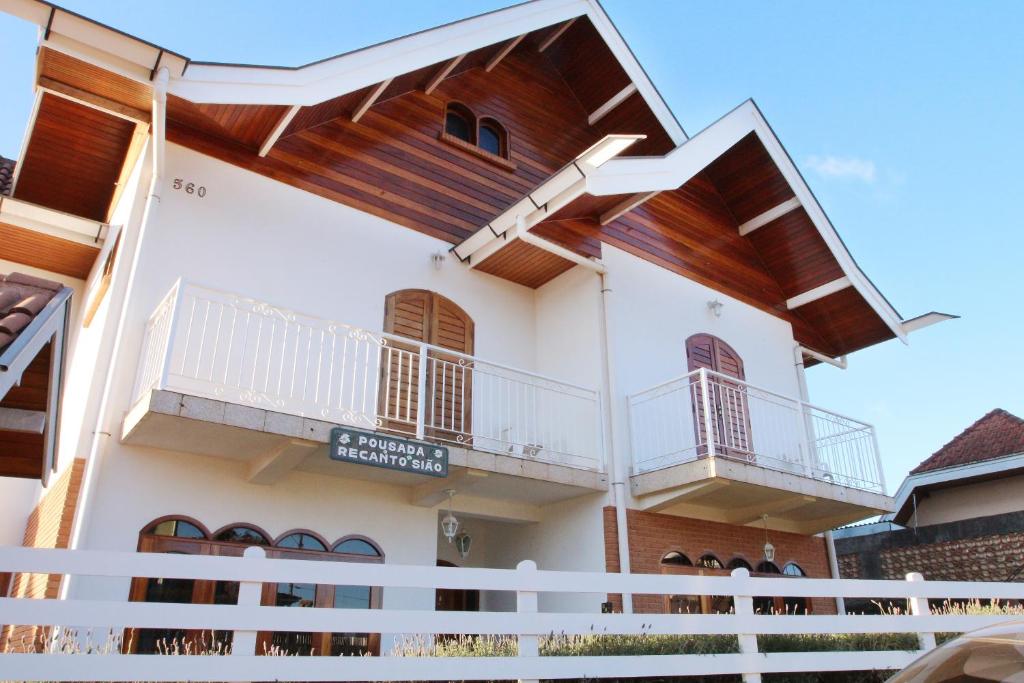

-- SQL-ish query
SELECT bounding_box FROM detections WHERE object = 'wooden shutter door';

[380,290,432,435]
[380,290,474,442]
[685,334,754,460]
[426,294,474,444]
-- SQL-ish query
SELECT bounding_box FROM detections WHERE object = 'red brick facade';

[0,459,86,652]
[603,506,837,614]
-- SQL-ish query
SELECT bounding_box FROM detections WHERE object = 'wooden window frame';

[128,519,385,656]
[439,102,517,171]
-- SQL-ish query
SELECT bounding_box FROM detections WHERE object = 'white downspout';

[793,344,846,614]
[598,270,632,613]
[59,67,170,599]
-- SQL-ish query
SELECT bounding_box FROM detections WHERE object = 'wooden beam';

[538,17,577,52]
[0,408,46,434]
[587,83,637,126]
[599,192,658,225]
[258,105,301,157]
[737,197,801,236]
[786,276,852,310]
[424,54,466,96]
[38,75,150,123]
[486,34,526,72]
[351,78,393,123]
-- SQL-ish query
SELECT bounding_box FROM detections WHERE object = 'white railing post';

[415,344,429,439]
[906,572,936,652]
[516,560,539,683]
[699,368,716,458]
[158,280,186,390]
[871,427,886,494]
[731,567,762,683]
[231,546,266,657]
[796,401,816,477]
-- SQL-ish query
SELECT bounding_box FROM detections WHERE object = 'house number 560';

[172,178,207,198]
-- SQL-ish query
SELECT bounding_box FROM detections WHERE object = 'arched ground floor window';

[127,517,383,656]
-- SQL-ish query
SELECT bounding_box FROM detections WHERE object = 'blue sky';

[1,1,1021,491]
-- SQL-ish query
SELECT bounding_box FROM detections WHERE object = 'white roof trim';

[171,0,686,145]
[883,451,1024,522]
[587,100,908,343]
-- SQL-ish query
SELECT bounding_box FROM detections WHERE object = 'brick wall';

[835,511,1024,582]
[603,507,837,614]
[0,458,86,652]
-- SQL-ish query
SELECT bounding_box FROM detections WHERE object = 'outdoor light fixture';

[441,489,459,542]
[707,300,724,318]
[432,252,446,270]
[455,531,472,559]
[762,514,775,563]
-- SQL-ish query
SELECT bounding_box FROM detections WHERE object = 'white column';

[516,560,539,683]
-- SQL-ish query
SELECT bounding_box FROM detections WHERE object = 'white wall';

[602,245,802,491]
[913,474,1024,526]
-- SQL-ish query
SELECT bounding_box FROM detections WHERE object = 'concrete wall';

[912,474,1024,526]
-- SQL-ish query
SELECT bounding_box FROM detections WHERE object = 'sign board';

[329,427,448,478]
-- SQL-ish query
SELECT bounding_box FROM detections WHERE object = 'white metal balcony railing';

[3,546,1023,681]
[628,368,885,494]
[133,281,604,471]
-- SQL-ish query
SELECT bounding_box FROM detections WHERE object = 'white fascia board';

[743,103,908,343]
[902,311,959,334]
[170,0,589,105]
[883,451,1024,522]
[0,197,109,246]
[581,0,686,144]
[0,0,188,81]
[588,99,907,344]
[587,101,757,196]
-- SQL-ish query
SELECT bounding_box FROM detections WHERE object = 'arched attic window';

[478,117,508,158]
[444,102,475,143]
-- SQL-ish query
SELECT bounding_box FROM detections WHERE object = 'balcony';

[122,282,607,504]
[627,369,893,533]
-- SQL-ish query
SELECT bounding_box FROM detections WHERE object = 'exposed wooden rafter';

[538,17,577,52]
[38,75,151,124]
[424,54,466,95]
[587,82,637,125]
[737,196,801,236]
[352,78,393,122]
[486,34,526,72]
[258,105,300,157]
[786,276,852,310]
[599,191,658,225]
[0,408,46,434]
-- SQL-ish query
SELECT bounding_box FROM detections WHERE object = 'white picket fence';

[3,546,1023,682]
[133,281,604,470]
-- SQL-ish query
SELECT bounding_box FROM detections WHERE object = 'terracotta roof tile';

[0,272,64,353]
[911,409,1024,474]
[0,156,14,196]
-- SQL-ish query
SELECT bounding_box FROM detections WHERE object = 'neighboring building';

[835,409,1024,584]
[0,0,951,653]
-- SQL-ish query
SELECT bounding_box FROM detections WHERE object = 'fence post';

[906,572,936,652]
[699,368,716,459]
[731,567,762,683]
[516,560,539,683]
[415,345,428,439]
[231,546,266,656]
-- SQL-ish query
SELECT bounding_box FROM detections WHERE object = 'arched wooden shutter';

[380,290,473,442]
[685,334,753,459]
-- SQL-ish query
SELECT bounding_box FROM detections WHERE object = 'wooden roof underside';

[523,133,895,358]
